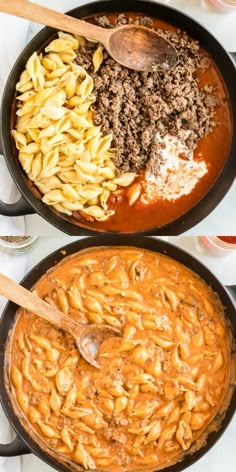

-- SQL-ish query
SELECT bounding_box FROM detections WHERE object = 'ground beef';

[76,14,218,174]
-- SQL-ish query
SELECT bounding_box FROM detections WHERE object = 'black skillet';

[0,0,236,235]
[0,236,235,472]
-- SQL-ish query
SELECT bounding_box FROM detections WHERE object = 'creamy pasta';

[8,247,231,471]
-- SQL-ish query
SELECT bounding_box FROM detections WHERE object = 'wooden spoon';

[0,272,120,368]
[0,0,178,72]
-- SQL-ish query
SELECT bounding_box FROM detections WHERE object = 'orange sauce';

[8,247,231,472]
[217,236,236,244]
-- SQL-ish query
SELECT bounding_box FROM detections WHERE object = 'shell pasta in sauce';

[8,247,230,471]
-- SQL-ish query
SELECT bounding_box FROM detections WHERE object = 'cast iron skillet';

[0,236,235,472]
[0,0,236,235]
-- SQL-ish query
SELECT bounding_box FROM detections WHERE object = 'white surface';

[0,0,235,235]
[0,158,26,235]
[0,247,27,472]
[0,9,28,237]
[0,235,235,472]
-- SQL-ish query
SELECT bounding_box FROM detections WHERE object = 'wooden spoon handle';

[0,272,79,333]
[0,0,108,43]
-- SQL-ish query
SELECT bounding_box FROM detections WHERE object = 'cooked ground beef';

[76,14,218,174]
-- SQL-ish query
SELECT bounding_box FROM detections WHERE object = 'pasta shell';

[39,166,61,179]
[16,101,35,117]
[63,384,78,410]
[103,181,118,191]
[212,352,224,373]
[74,442,96,469]
[82,206,106,219]
[62,351,80,369]
[157,425,177,449]
[53,203,72,215]
[42,189,65,205]
[31,153,43,180]
[191,413,208,430]
[58,31,79,50]
[114,173,136,187]
[79,188,102,201]
[41,106,66,120]
[56,366,73,395]
[45,89,66,107]
[44,78,60,88]
[168,406,181,424]
[43,149,59,171]
[16,90,36,102]
[37,421,59,439]
[176,420,192,450]
[42,57,57,71]
[77,74,94,99]
[27,128,40,142]
[16,80,34,93]
[114,396,128,415]
[16,390,29,413]
[64,72,77,98]
[58,51,77,63]
[18,152,34,174]
[92,45,104,72]
[11,365,23,390]
[131,345,150,366]
[62,407,93,419]
[144,421,162,444]
[28,406,41,424]
[84,414,108,431]
[62,201,83,211]
[61,183,78,201]
[26,52,44,90]
[99,166,115,179]
[38,398,50,420]
[75,99,95,114]
[61,427,74,451]
[45,38,75,53]
[37,176,61,191]
[74,422,95,434]
[17,69,31,86]
[83,296,103,315]
[74,35,86,46]
[70,112,93,129]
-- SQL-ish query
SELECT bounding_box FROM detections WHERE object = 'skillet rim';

[0,0,236,235]
[0,235,235,471]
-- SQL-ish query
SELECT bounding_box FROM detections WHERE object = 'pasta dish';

[8,246,231,471]
[11,12,232,233]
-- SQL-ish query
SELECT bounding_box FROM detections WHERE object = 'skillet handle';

[0,195,35,216]
[225,285,236,303]
[0,132,35,216]
[0,435,30,456]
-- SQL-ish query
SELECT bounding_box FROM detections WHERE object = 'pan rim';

[0,235,235,472]
[0,0,236,235]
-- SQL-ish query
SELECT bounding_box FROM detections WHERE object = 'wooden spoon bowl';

[0,0,178,72]
[0,272,120,368]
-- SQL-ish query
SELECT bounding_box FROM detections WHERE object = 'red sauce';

[217,236,236,244]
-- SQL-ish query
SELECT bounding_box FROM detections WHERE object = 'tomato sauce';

[217,236,236,244]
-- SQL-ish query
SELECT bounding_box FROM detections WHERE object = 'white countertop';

[0,0,235,235]
[0,235,235,472]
